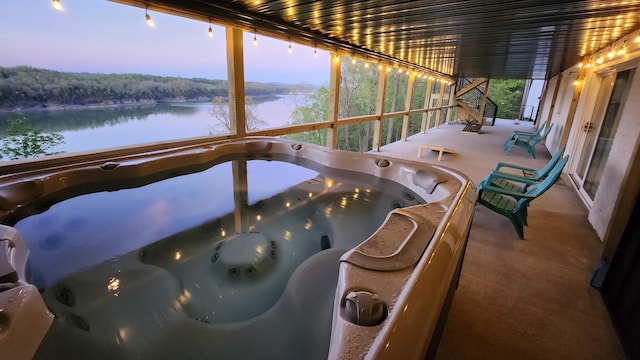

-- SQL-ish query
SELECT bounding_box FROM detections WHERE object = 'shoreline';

[0,94,285,114]
[0,99,161,114]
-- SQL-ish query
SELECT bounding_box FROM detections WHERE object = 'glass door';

[571,69,635,203]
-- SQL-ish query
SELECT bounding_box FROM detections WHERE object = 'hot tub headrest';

[412,170,447,194]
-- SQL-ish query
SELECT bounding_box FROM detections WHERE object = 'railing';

[456,78,498,125]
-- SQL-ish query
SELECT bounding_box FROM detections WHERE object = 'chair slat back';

[533,146,565,178]
[526,155,569,197]
[532,123,554,142]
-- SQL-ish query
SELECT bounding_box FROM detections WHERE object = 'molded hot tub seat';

[0,137,477,359]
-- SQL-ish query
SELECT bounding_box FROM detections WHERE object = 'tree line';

[0,66,294,109]
[286,60,523,152]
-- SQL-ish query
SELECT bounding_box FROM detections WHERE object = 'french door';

[570,68,636,204]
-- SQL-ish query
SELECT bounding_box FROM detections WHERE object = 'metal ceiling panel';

[111,0,640,79]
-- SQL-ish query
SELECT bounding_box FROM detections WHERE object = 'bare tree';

[208,96,268,134]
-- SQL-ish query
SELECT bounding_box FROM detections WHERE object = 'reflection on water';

[14,157,425,360]
[0,96,297,156]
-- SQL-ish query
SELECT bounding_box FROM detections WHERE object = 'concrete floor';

[379,120,626,360]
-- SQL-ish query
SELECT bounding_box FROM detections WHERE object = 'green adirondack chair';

[504,123,554,158]
[477,155,569,239]
[503,125,544,150]
[493,146,565,180]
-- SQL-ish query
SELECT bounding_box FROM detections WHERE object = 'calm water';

[0,96,297,156]
[13,157,424,360]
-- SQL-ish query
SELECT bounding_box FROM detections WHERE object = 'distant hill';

[0,66,296,110]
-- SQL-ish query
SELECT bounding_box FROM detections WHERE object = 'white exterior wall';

[558,27,640,254]
[541,66,580,156]
[588,67,640,241]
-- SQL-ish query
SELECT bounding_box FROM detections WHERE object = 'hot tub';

[0,137,476,359]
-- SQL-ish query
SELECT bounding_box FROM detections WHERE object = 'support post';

[421,78,433,132]
[543,73,563,131]
[479,79,489,124]
[446,83,456,124]
[401,72,416,140]
[559,57,589,148]
[226,27,246,137]
[326,53,341,149]
[434,82,446,127]
[372,68,388,151]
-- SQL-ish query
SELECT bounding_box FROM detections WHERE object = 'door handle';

[583,122,594,132]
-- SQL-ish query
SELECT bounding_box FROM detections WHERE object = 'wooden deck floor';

[380,120,625,360]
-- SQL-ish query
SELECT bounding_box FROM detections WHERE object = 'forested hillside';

[0,66,293,109]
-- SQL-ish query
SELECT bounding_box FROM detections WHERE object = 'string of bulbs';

[50,0,453,83]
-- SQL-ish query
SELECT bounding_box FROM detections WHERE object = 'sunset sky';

[0,1,331,85]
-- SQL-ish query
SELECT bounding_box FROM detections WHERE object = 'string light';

[253,30,258,46]
[208,19,213,38]
[145,8,154,28]
[52,0,63,11]
[313,45,317,58]
[288,38,292,53]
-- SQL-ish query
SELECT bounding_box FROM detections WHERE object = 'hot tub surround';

[0,137,476,359]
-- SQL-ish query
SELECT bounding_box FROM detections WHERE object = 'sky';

[0,1,331,85]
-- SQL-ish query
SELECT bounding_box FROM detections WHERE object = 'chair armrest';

[511,130,536,135]
[480,183,537,200]
[493,162,537,173]
[513,133,539,141]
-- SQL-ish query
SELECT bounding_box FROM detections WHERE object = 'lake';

[0,95,300,158]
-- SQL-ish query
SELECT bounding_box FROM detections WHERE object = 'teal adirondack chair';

[504,123,554,158]
[503,126,544,150]
[492,146,565,181]
[477,155,569,239]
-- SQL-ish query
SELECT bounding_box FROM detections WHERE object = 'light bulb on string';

[52,0,63,12]
[288,39,293,53]
[253,30,258,46]
[145,8,155,28]
[313,46,317,58]
[208,20,213,38]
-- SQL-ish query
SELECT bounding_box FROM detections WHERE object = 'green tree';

[0,118,65,160]
[488,79,525,119]
[284,84,329,146]
[337,58,380,152]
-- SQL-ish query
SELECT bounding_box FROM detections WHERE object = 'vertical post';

[372,68,388,151]
[401,72,416,140]
[326,53,341,149]
[559,57,589,148]
[434,82,446,127]
[421,78,433,132]
[479,79,489,124]
[544,73,564,131]
[226,27,246,137]
[446,83,456,124]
